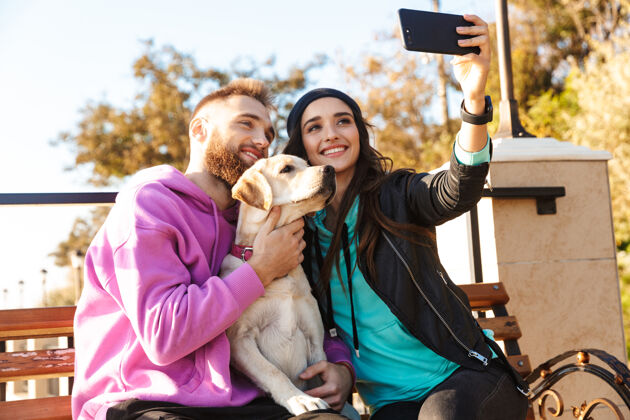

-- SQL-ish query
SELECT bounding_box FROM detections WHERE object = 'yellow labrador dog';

[220,154,336,416]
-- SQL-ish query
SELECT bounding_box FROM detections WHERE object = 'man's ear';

[232,170,272,211]
[189,117,207,142]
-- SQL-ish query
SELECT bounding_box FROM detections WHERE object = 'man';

[72,79,354,420]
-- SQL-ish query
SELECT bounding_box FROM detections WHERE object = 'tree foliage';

[49,207,110,268]
[55,40,326,186]
[45,284,76,307]
[484,1,629,136]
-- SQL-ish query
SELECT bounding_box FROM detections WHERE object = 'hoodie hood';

[123,165,215,211]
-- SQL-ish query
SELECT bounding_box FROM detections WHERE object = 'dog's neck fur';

[234,203,302,246]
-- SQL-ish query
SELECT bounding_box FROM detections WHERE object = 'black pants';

[106,397,349,420]
[370,359,528,420]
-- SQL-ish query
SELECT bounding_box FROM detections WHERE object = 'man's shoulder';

[119,165,198,209]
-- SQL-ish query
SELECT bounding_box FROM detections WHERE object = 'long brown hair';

[283,100,435,292]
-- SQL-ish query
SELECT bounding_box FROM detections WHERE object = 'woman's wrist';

[463,95,486,115]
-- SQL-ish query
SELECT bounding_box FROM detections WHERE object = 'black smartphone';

[398,8,480,55]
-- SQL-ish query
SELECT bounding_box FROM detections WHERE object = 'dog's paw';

[285,394,329,416]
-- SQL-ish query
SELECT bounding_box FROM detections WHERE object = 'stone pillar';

[437,137,626,419]
[487,137,625,419]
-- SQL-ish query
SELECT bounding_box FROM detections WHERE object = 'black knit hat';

[286,88,362,137]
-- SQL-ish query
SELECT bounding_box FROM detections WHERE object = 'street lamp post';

[69,250,84,304]
[18,279,24,308]
[41,268,48,307]
[493,0,534,139]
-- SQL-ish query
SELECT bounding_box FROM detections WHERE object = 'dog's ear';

[232,169,272,211]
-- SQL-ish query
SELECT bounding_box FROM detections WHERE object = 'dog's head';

[232,154,336,225]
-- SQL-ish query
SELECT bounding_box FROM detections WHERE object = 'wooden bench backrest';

[0,307,75,420]
[460,282,531,378]
[0,282,530,420]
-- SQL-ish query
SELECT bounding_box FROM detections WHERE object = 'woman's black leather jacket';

[303,149,529,393]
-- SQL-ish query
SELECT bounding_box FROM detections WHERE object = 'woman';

[284,15,529,420]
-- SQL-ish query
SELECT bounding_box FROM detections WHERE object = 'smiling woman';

[282,13,530,420]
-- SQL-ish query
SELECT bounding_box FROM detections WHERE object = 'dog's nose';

[323,165,335,175]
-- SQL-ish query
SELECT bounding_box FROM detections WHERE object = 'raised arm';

[451,14,492,153]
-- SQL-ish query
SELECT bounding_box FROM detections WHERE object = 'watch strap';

[460,95,493,125]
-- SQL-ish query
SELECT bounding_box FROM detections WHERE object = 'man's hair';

[191,78,275,121]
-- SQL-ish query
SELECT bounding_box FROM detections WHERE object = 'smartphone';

[398,8,480,55]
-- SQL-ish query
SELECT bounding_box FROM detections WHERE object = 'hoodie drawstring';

[313,224,360,357]
[342,223,360,358]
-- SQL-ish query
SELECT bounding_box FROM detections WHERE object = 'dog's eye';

[280,165,294,174]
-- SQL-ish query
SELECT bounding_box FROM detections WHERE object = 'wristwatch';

[460,95,493,125]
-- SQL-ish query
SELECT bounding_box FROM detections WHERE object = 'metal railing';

[0,192,117,206]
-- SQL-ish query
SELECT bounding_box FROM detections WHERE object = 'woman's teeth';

[322,147,345,156]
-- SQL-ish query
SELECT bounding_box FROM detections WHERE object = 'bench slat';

[0,348,75,382]
[0,396,71,420]
[507,354,532,377]
[0,307,75,341]
[459,282,509,310]
[0,328,74,341]
[477,316,522,341]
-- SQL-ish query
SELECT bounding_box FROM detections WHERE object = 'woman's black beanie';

[286,88,362,137]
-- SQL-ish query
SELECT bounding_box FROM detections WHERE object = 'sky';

[0,0,495,308]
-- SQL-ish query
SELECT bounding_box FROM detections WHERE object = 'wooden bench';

[2,283,628,419]
[0,307,74,420]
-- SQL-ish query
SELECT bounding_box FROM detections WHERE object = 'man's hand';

[248,207,306,287]
[300,361,354,412]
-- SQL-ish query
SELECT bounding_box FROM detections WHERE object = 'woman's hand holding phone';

[450,14,491,114]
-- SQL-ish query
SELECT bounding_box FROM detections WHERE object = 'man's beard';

[203,132,250,188]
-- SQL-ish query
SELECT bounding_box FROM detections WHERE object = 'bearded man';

[72,79,354,420]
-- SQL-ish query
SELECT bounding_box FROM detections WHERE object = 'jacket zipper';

[382,232,488,366]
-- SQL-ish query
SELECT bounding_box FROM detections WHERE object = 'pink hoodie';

[72,165,351,419]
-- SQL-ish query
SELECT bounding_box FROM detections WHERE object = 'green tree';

[562,31,630,248]
[484,1,629,137]
[56,41,325,185]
